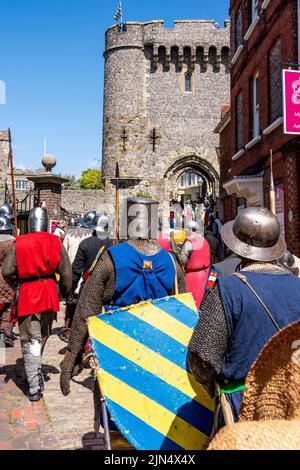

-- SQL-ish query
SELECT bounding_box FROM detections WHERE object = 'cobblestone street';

[0,306,105,450]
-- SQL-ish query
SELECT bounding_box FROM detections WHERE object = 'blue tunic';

[101,242,176,431]
[109,242,176,309]
[218,271,300,418]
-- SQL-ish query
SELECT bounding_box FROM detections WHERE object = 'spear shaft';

[8,129,18,237]
[115,162,120,243]
[270,149,276,216]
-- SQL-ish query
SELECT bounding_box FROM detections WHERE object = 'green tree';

[63,174,79,190]
[79,169,104,190]
[135,191,152,199]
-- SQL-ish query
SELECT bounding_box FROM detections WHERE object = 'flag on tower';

[114,1,122,23]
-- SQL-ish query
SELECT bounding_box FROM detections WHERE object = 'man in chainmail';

[60,212,95,343]
[0,215,15,347]
[60,198,186,398]
[188,207,300,431]
[3,207,72,402]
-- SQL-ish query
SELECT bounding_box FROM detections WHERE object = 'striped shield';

[88,293,215,450]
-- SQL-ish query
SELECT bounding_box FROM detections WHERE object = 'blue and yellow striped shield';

[88,293,215,450]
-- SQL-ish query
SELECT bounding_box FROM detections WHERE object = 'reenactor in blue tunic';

[60,198,186,445]
[188,207,300,431]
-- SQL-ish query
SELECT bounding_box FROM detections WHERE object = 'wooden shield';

[88,293,214,450]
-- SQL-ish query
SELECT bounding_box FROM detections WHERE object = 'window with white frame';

[252,73,260,138]
[236,91,244,151]
[15,180,28,190]
[251,0,259,22]
[235,6,243,50]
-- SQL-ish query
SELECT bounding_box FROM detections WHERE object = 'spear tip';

[116,162,120,179]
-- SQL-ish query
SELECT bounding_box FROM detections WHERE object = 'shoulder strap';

[233,273,281,332]
[168,253,179,296]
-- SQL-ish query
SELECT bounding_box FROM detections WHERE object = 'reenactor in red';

[3,207,72,401]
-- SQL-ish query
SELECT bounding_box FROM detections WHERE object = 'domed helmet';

[187,221,199,231]
[0,215,15,232]
[279,250,295,269]
[221,207,286,262]
[28,207,48,233]
[89,214,109,234]
[124,198,159,240]
[80,211,97,229]
[0,203,14,220]
[68,217,76,228]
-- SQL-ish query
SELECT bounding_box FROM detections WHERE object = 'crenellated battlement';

[102,18,230,217]
[105,19,230,67]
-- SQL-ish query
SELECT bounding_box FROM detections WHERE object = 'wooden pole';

[115,162,120,243]
[8,129,18,237]
[270,149,276,215]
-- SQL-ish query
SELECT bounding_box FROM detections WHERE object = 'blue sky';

[0,0,229,177]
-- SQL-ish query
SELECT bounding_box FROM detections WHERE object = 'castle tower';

[102,20,230,227]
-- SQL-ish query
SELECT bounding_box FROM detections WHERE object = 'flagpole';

[121,0,123,24]
[270,149,276,215]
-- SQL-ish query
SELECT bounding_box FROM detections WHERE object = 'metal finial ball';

[42,154,57,172]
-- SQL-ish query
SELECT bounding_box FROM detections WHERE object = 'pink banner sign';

[283,69,300,134]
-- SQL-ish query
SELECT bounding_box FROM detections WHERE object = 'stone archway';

[159,152,220,231]
[164,153,220,202]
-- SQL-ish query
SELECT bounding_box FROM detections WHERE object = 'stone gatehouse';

[102,19,230,227]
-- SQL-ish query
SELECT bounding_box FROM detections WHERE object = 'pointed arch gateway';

[164,154,220,202]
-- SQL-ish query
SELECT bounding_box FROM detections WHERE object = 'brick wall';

[225,0,300,255]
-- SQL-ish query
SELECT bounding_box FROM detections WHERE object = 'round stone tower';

[102,20,230,228]
[103,22,148,184]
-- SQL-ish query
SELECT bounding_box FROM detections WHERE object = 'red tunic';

[16,232,62,317]
[185,237,210,309]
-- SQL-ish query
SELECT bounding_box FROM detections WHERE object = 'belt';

[20,275,56,285]
[220,381,245,394]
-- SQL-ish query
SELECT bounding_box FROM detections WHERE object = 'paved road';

[0,306,105,450]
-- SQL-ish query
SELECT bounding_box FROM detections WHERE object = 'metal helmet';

[0,203,14,220]
[80,211,97,228]
[221,207,286,262]
[28,207,48,233]
[187,221,199,231]
[68,217,76,228]
[0,215,15,232]
[89,214,109,233]
[279,250,295,269]
[125,198,159,240]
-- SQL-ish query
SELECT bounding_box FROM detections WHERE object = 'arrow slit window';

[185,73,192,93]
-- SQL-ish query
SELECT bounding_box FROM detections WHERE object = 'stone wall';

[102,20,230,228]
[61,190,106,215]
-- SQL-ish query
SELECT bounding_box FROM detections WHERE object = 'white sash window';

[252,73,260,138]
[252,0,259,22]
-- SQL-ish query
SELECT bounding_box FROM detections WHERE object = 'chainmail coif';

[60,239,186,396]
[188,263,292,398]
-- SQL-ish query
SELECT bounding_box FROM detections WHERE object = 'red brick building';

[216,0,300,256]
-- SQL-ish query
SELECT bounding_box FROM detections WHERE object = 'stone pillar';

[27,154,68,223]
